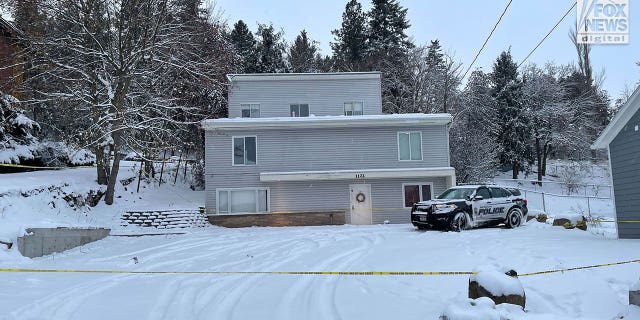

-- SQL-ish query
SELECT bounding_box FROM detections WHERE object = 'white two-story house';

[202,72,455,227]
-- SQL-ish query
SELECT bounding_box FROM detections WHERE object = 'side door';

[471,187,493,222]
[489,187,512,219]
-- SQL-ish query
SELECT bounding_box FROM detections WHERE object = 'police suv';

[410,185,528,231]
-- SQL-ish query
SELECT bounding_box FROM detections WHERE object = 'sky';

[213,0,640,100]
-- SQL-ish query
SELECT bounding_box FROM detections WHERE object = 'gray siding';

[205,177,446,224]
[204,124,451,224]
[228,78,383,118]
[610,105,640,239]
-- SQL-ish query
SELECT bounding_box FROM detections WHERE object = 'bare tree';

[16,0,234,204]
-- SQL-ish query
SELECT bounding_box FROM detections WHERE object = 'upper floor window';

[398,132,422,161]
[233,136,256,165]
[344,102,363,116]
[241,104,260,118]
[290,104,309,117]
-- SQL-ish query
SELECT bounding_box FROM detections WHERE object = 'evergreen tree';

[288,30,320,73]
[331,0,368,71]
[255,23,287,73]
[491,50,532,179]
[0,92,40,164]
[230,20,258,73]
[366,0,412,64]
[366,0,413,113]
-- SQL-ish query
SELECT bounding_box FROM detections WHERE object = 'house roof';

[202,113,452,131]
[591,84,640,149]
[226,72,381,82]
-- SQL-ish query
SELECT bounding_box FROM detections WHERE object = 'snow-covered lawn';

[1,223,639,319]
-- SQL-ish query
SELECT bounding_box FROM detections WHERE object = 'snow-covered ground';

[1,224,640,319]
[1,161,639,319]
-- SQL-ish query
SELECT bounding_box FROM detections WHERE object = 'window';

[489,187,510,198]
[403,183,433,207]
[398,132,422,161]
[475,187,491,199]
[240,104,260,118]
[290,104,309,117]
[217,188,269,214]
[344,102,363,116]
[233,136,256,165]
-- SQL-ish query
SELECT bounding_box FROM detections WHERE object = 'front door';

[350,184,372,225]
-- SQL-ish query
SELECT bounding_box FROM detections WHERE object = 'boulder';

[552,218,571,227]
[536,213,547,223]
[469,270,526,309]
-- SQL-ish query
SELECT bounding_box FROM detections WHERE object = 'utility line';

[518,1,577,68]
[461,0,513,80]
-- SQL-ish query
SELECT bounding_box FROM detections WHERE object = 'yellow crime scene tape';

[0,163,95,170]
[1,259,638,277]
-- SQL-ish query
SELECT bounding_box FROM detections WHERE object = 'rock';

[536,213,547,223]
[576,219,588,231]
[469,270,526,309]
[553,218,571,227]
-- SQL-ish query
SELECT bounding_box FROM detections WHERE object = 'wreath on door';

[355,192,366,203]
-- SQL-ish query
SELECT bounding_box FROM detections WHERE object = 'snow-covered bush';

[190,160,205,191]
[0,93,40,164]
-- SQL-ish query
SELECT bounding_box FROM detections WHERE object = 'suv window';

[475,187,491,199]
[489,187,510,198]
[506,188,521,196]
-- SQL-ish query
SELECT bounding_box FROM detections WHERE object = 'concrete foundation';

[17,227,110,258]
[631,290,640,307]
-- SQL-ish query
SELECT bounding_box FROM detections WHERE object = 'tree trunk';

[95,146,109,185]
[541,144,551,177]
[104,131,122,205]
[512,162,519,179]
[535,137,543,185]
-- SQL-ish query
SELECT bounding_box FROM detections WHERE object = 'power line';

[461,0,513,80]
[518,1,577,69]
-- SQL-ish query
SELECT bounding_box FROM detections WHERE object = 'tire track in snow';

[5,274,133,320]
[273,231,380,320]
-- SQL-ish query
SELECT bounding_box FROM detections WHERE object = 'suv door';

[489,187,512,219]
[471,187,493,222]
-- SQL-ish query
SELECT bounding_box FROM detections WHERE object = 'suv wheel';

[451,212,470,232]
[506,207,523,228]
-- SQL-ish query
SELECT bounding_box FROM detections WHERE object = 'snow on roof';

[592,84,640,149]
[202,113,452,130]
[226,72,381,82]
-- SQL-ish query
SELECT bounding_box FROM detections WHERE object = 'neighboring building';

[203,72,456,227]
[0,17,23,96]
[592,86,640,239]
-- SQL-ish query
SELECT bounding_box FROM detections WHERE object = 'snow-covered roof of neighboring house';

[202,113,452,130]
[226,72,381,82]
[591,85,640,149]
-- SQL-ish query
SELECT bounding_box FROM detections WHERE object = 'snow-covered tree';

[450,70,500,183]
[491,50,533,179]
[287,30,321,73]
[229,20,258,73]
[255,23,287,73]
[331,0,368,71]
[0,92,39,164]
[521,63,577,182]
[366,0,414,113]
[17,0,235,204]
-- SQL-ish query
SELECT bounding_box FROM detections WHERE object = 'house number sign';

[355,173,365,179]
